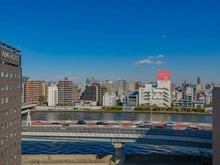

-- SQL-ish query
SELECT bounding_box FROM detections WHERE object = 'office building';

[58,77,75,104]
[197,77,201,84]
[139,83,171,107]
[48,86,58,106]
[0,41,22,164]
[173,86,194,108]
[85,77,90,85]
[24,80,42,104]
[81,83,107,105]
[103,93,116,106]
[90,77,97,84]
[113,80,127,92]
[123,90,139,107]
[139,70,171,107]
[212,87,220,165]
[42,83,47,98]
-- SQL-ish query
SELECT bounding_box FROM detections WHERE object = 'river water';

[22,111,212,155]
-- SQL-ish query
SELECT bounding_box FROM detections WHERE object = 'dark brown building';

[58,77,78,104]
[0,41,22,165]
[213,87,220,165]
[81,83,107,105]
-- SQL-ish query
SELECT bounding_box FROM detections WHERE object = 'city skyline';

[0,0,219,83]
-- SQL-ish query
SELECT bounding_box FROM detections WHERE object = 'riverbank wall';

[32,106,212,115]
[21,154,212,165]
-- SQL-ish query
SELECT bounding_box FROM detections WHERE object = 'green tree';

[38,95,45,105]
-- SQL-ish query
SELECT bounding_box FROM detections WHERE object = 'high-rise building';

[85,77,90,85]
[113,80,127,92]
[212,87,220,165]
[81,83,107,105]
[24,80,43,104]
[90,77,97,84]
[58,77,76,104]
[42,83,47,98]
[0,41,22,165]
[48,86,58,106]
[197,77,201,84]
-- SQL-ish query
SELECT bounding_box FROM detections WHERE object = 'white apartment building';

[103,93,116,106]
[48,86,58,106]
[139,82,171,107]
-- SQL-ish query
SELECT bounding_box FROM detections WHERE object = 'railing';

[22,126,212,140]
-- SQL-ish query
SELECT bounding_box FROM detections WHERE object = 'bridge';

[21,104,37,114]
[22,120,212,165]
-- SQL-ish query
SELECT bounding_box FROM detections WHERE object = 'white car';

[142,121,152,126]
[165,122,176,127]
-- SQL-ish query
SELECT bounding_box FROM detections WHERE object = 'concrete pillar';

[113,142,125,165]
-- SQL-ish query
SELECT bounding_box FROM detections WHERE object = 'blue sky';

[0,0,219,84]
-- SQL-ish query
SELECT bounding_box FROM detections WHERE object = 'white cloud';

[135,59,153,65]
[155,60,163,65]
[156,54,164,58]
[162,35,166,38]
[135,55,165,65]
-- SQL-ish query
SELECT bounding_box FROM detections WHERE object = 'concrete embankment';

[22,154,115,165]
[32,106,212,115]
[22,154,212,165]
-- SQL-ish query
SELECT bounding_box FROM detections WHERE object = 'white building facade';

[103,93,116,106]
[48,86,58,106]
[139,82,171,107]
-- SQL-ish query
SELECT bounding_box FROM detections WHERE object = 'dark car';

[62,123,69,126]
[96,121,108,125]
[51,122,60,125]
[77,120,86,125]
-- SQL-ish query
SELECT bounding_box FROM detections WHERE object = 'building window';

[14,108,17,113]
[1,151,4,158]
[10,109,13,114]
[1,71,4,77]
[14,85,17,90]
[5,123,8,128]
[14,119,17,124]
[14,142,16,147]
[1,84,4,90]
[5,84,8,90]
[1,124,4,130]
[1,111,4,117]
[18,84,20,88]
[14,96,16,101]
[5,148,8,155]
[1,98,4,104]
[14,154,17,159]
[10,120,13,127]
[10,144,12,150]
[18,74,20,78]
[5,136,8,142]
[10,85,13,90]
[1,138,4,144]
[10,73,13,78]
[5,72,8,77]
[14,73,17,78]
[10,96,12,102]
[5,97,8,103]
[14,131,17,136]
[5,110,8,116]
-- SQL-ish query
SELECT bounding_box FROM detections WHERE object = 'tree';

[38,95,45,105]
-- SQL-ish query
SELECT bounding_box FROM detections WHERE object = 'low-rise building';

[139,82,171,107]
[103,93,116,106]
